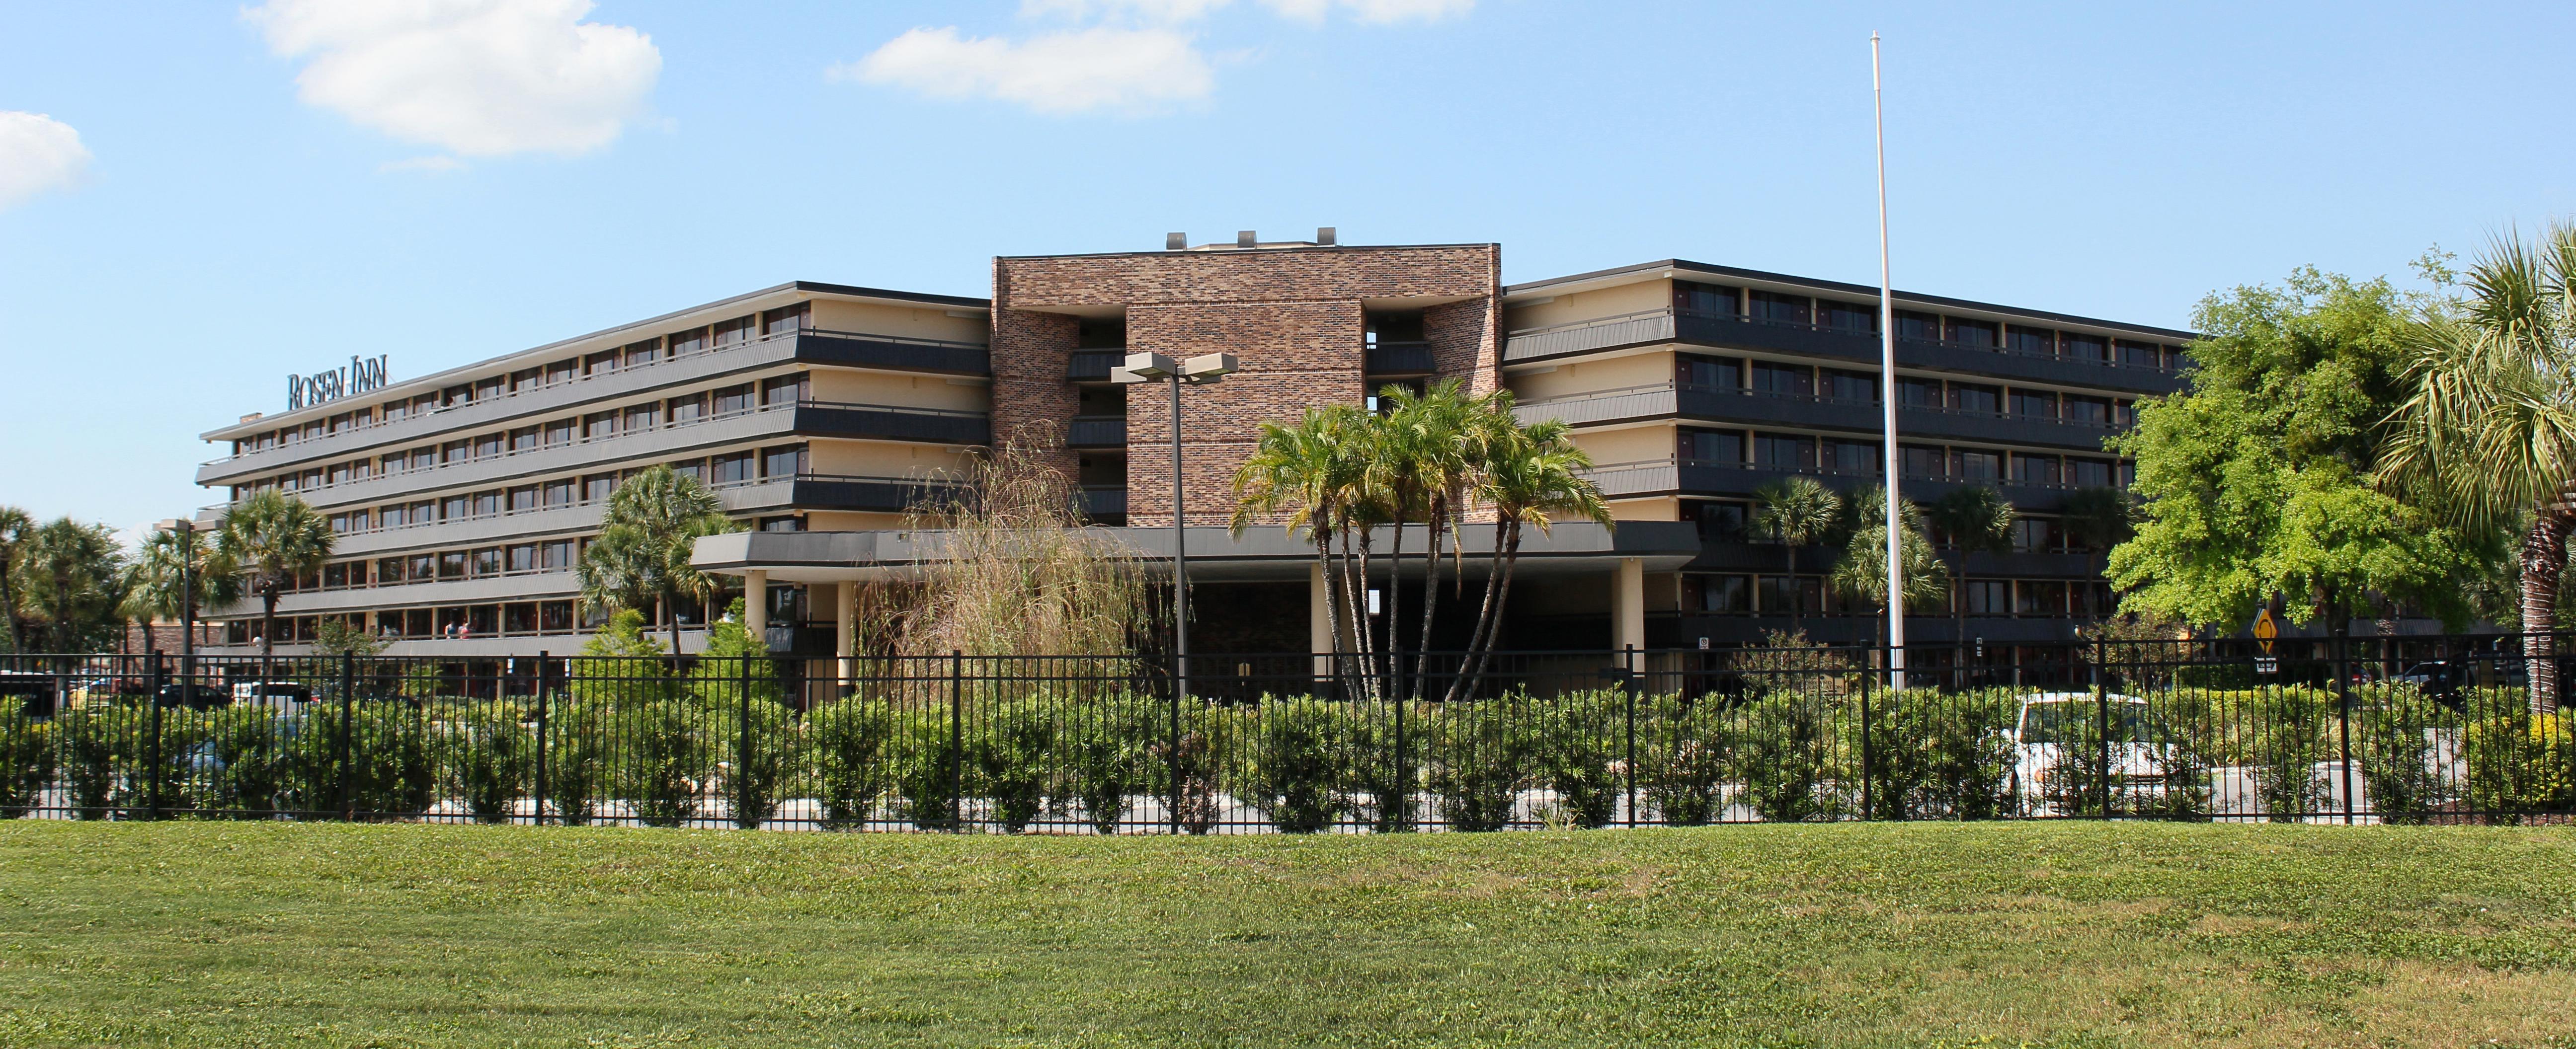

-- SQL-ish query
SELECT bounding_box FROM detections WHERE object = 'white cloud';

[0,112,91,210]
[1260,0,1474,23]
[836,26,1215,115]
[245,0,661,158]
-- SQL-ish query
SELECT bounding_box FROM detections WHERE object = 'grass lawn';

[1,822,2573,1048]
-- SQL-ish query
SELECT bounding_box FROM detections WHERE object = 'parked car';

[2004,692,2167,815]
[232,680,316,708]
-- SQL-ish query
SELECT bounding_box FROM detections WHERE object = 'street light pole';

[1114,352,1239,704]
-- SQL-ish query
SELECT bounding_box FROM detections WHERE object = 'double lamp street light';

[1112,351,1238,702]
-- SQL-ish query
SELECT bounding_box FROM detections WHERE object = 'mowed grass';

[1,822,2573,1048]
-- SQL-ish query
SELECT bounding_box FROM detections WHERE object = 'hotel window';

[1822,369,1878,403]
[1953,449,2002,481]
[713,383,754,416]
[624,403,659,433]
[763,444,806,479]
[544,479,575,507]
[1674,280,1738,316]
[667,327,708,356]
[541,540,576,570]
[1948,383,2001,415]
[1824,439,1879,475]
[2017,581,2069,617]
[1693,574,1752,613]
[583,473,615,503]
[762,374,810,406]
[1681,427,1745,464]
[377,558,406,585]
[2064,395,2112,426]
[1747,290,1811,325]
[584,411,617,441]
[2008,326,2056,356]
[714,315,756,347]
[1749,362,1813,397]
[2010,388,2058,419]
[1819,299,1876,333]
[2012,453,2061,486]
[763,302,810,335]
[1754,434,1816,471]
[509,485,538,513]
[1895,310,1941,342]
[586,349,619,375]
[1896,376,1942,408]
[2068,458,2115,488]
[1677,354,1740,389]
[511,426,540,452]
[1945,318,1999,348]
[623,338,660,368]
[2013,517,2063,553]
[2063,333,2107,363]
[439,552,468,581]
[1960,579,2011,616]
[667,393,706,425]
[712,451,755,485]
[476,432,504,458]
[1901,444,1947,478]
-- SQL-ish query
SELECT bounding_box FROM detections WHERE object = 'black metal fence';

[0,634,2569,831]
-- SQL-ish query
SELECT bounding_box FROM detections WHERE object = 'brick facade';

[990,244,1501,528]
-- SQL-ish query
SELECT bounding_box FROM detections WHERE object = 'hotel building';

[194,232,2192,670]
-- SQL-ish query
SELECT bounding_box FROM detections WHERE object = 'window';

[1953,450,2002,481]
[1960,579,2012,616]
[1677,354,1740,389]
[1819,300,1876,333]
[762,374,809,407]
[713,383,754,416]
[1681,428,1744,464]
[1896,377,1942,407]
[1750,362,1813,397]
[1823,439,1879,475]
[2068,458,2115,488]
[2013,453,2061,486]
[1822,369,1878,403]
[763,444,806,479]
[2064,395,2112,426]
[1901,444,1947,478]
[713,315,756,347]
[1946,318,1999,348]
[1693,574,1752,613]
[667,327,707,355]
[1747,290,1811,325]
[712,451,755,484]
[1674,281,1738,316]
[2011,389,2058,419]
[2063,333,2107,363]
[667,393,706,425]
[763,303,810,335]
[1754,434,1816,470]
[1949,383,2001,414]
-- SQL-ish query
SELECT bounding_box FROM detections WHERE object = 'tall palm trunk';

[2521,505,2570,714]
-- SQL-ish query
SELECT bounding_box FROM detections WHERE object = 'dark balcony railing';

[1067,415,1127,448]
[1069,349,1126,381]
[1365,341,1436,375]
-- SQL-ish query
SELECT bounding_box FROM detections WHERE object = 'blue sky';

[1,0,2570,536]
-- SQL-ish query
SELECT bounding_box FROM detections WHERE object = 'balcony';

[1069,349,1126,381]
[1503,308,2184,396]
[1067,415,1128,448]
[1364,340,1436,375]
[1516,382,2122,453]
[1078,485,1127,518]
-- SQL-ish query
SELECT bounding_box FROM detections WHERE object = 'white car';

[2005,692,2167,815]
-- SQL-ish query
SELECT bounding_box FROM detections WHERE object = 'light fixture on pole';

[1112,350,1238,702]
[1871,31,1906,691]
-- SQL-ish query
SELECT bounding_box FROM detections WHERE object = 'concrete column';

[744,570,769,636]
[834,581,857,689]
[1310,561,1334,679]
[1611,556,1645,668]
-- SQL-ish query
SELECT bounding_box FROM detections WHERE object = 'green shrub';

[1244,696,1348,834]
[1532,690,1621,829]
[625,695,710,827]
[810,699,895,830]
[454,704,533,824]
[1429,697,1526,831]
[0,713,50,816]
[1732,689,1848,823]
[1638,694,1729,825]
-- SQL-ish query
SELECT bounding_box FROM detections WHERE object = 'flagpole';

[1873,32,1906,691]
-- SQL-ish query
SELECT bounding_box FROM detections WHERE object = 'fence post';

[1859,649,1875,822]
[1622,644,1639,828]
[145,653,166,822]
[949,650,964,833]
[2093,636,2111,820]
[533,652,550,827]
[337,651,356,821]
[737,654,754,829]
[2334,630,2355,825]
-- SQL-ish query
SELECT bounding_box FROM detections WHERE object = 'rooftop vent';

[1316,226,1336,246]
[1165,231,1186,251]
[1237,230,1257,248]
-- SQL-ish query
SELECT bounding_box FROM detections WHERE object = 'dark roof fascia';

[1506,258,2199,341]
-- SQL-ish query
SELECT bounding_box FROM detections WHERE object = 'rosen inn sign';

[288,355,390,411]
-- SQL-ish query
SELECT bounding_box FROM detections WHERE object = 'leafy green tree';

[1752,477,1842,629]
[577,465,737,657]
[2378,226,2576,713]
[218,490,335,675]
[2109,267,2492,632]
[19,519,127,655]
[1925,485,2013,635]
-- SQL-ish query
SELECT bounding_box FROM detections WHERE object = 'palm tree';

[2056,486,2132,621]
[0,506,31,653]
[122,527,241,656]
[1451,416,1613,700]
[1928,486,2017,639]
[1830,486,1950,654]
[2378,224,2576,713]
[218,490,334,679]
[577,465,738,656]
[1751,477,1843,630]
[20,519,127,657]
